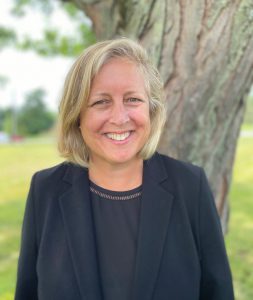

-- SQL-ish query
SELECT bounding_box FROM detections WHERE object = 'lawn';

[226,135,253,300]
[0,140,62,299]
[0,136,252,299]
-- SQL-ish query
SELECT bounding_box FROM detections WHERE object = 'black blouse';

[90,181,142,300]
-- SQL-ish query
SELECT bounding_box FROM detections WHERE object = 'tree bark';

[64,0,253,232]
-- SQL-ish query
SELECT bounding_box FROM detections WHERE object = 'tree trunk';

[64,0,253,233]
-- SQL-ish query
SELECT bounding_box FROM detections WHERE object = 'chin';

[108,152,139,165]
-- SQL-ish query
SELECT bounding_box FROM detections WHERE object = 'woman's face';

[79,58,151,168]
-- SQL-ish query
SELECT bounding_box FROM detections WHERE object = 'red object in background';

[11,135,24,142]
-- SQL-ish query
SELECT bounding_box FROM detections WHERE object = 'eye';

[125,97,144,104]
[90,99,110,107]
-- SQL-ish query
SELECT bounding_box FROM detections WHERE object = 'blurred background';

[0,1,252,299]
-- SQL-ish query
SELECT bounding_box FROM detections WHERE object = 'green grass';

[0,139,62,298]
[226,136,253,300]
[241,123,253,131]
[0,136,252,299]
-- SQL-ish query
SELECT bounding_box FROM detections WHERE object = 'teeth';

[106,132,130,141]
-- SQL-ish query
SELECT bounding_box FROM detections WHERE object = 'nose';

[109,101,130,125]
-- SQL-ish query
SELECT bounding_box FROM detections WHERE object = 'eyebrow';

[91,91,146,97]
[90,92,110,98]
[124,91,145,97]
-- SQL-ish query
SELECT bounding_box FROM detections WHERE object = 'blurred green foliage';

[0,75,9,88]
[2,0,96,57]
[17,89,55,135]
[0,88,55,136]
[11,0,54,16]
[244,95,253,124]
[18,24,96,57]
[0,108,12,133]
[0,27,17,49]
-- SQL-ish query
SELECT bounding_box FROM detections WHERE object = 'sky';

[0,0,76,111]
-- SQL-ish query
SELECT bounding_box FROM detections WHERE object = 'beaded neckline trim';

[90,186,142,201]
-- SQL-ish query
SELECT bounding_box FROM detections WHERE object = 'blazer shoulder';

[31,161,85,191]
[34,161,69,183]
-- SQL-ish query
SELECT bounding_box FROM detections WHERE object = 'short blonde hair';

[58,38,166,167]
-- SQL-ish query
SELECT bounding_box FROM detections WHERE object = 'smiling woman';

[79,58,151,186]
[15,38,234,300]
[57,38,165,169]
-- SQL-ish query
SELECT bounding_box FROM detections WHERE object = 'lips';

[105,131,131,141]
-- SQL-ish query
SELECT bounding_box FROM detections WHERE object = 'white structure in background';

[0,131,10,144]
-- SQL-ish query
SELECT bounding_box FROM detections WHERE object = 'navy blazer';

[15,153,234,300]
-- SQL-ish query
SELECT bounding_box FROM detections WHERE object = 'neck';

[88,158,143,191]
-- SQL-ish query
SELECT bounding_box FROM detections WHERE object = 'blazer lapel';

[58,165,102,300]
[132,154,174,300]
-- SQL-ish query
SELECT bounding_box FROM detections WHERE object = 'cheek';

[80,112,107,133]
[130,109,151,128]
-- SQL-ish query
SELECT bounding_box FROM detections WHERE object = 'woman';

[15,38,234,300]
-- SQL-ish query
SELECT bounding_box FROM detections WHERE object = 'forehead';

[94,58,142,78]
[90,58,147,91]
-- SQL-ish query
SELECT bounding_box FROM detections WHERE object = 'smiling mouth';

[105,131,131,141]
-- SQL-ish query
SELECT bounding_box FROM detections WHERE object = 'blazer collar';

[59,153,174,300]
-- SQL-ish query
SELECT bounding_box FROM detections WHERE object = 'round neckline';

[89,180,142,200]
